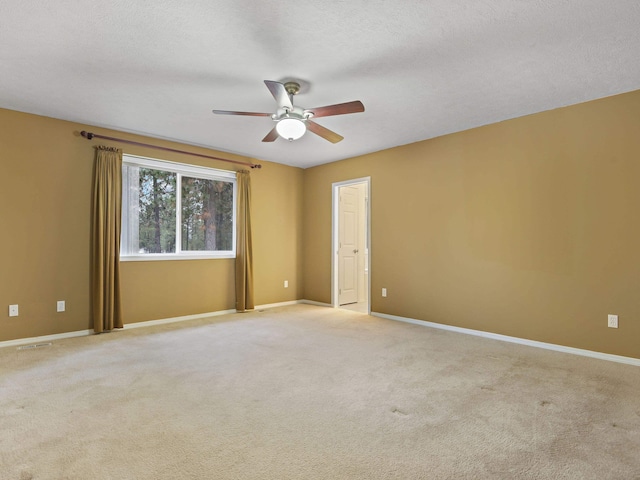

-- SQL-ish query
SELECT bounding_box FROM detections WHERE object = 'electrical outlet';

[607,314,618,328]
[284,280,288,288]
[57,300,65,312]
[382,288,387,297]
[9,304,19,317]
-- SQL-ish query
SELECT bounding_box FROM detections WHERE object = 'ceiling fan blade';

[212,110,271,117]
[264,80,293,110]
[262,126,279,142]
[306,120,344,143]
[304,100,365,118]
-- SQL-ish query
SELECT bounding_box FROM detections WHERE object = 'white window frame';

[121,154,237,261]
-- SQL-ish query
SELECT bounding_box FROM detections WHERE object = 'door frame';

[332,177,371,313]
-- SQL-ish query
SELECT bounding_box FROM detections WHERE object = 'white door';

[339,186,359,305]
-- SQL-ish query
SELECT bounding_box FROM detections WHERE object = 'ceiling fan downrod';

[283,81,300,106]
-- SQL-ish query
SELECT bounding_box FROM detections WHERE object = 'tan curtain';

[235,170,254,312]
[91,146,123,333]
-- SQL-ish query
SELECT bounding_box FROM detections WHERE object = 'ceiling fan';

[212,80,365,143]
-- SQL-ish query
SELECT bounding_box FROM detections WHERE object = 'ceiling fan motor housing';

[273,105,310,121]
[283,81,301,96]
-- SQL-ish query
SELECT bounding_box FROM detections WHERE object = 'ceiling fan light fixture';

[276,117,306,141]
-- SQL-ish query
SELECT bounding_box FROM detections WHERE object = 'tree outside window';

[121,156,236,259]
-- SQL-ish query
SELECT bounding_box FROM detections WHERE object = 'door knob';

[353,249,359,254]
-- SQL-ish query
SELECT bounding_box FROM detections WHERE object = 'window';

[121,155,236,260]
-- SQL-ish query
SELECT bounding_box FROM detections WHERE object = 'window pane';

[182,177,233,251]
[121,155,236,259]
[121,164,140,255]
[138,168,177,253]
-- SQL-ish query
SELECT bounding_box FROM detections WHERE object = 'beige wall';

[3,89,640,360]
[303,90,640,359]
[0,108,303,341]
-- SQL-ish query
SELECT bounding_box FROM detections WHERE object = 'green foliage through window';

[182,177,233,251]
[121,157,235,258]
[139,168,176,254]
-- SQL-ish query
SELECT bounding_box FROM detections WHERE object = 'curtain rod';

[80,131,262,169]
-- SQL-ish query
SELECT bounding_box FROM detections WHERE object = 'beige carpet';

[1,304,639,479]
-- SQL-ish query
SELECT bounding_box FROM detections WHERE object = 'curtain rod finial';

[81,130,95,140]
[251,164,262,169]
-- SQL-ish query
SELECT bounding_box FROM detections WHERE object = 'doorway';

[332,177,370,314]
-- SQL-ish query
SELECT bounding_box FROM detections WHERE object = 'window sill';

[120,253,235,262]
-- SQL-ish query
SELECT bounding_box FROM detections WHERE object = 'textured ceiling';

[2,1,640,168]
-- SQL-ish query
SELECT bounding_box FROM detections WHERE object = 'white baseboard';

[0,309,239,349]
[255,301,300,310]
[372,312,640,367]
[123,309,237,330]
[0,329,93,349]
[300,299,333,307]
[0,301,310,349]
